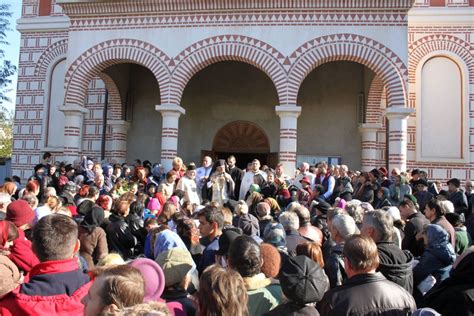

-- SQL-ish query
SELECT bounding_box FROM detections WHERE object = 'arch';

[34,39,68,77]
[408,34,474,84]
[168,35,287,105]
[212,121,270,153]
[366,76,385,124]
[97,72,123,121]
[287,33,408,108]
[64,39,172,107]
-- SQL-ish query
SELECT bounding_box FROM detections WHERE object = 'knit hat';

[279,255,329,304]
[0,255,21,297]
[386,206,401,222]
[279,189,291,199]
[378,167,388,178]
[256,202,271,218]
[129,258,165,302]
[6,200,35,228]
[249,184,261,194]
[260,243,281,279]
[156,248,194,287]
[216,229,241,256]
[263,223,286,248]
[147,198,161,212]
[299,176,311,185]
[62,181,77,194]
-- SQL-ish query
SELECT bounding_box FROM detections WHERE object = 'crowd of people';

[0,151,472,315]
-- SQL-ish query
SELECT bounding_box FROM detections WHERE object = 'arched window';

[419,56,464,160]
[45,59,66,148]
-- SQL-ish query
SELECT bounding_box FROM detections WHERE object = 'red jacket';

[7,229,40,273]
[0,258,93,316]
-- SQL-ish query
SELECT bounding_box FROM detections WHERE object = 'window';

[420,56,463,159]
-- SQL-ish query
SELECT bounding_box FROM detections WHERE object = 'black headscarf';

[81,206,105,233]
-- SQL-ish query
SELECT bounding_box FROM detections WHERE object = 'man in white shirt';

[176,163,201,206]
[239,159,267,200]
[195,156,213,195]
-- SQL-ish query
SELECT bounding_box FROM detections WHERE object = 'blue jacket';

[413,224,456,286]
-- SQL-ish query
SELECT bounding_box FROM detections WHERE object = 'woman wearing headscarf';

[78,205,108,269]
[374,187,392,209]
[413,224,456,297]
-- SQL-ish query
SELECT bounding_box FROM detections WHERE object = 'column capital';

[359,123,383,133]
[383,107,414,120]
[108,120,131,129]
[155,104,186,115]
[275,105,302,117]
[59,104,88,114]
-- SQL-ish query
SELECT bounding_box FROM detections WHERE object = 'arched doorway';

[209,121,277,169]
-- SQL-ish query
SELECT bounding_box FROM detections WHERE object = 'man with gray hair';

[361,210,414,293]
[279,211,306,256]
[0,192,11,220]
[325,213,358,288]
[294,162,314,189]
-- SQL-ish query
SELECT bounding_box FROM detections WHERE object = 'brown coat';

[78,226,108,269]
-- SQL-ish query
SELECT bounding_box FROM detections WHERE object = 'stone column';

[359,123,383,171]
[384,107,414,172]
[155,104,186,172]
[59,105,88,164]
[275,105,302,178]
[108,120,131,164]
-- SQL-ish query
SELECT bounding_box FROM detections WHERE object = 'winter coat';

[389,182,412,206]
[7,229,40,273]
[402,212,429,257]
[243,273,283,316]
[353,183,374,203]
[424,251,474,316]
[448,190,468,217]
[319,273,416,316]
[376,241,414,294]
[78,226,108,269]
[106,213,137,260]
[324,243,346,288]
[0,258,93,316]
[285,230,308,257]
[413,224,456,288]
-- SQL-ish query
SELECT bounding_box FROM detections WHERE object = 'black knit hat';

[279,255,329,304]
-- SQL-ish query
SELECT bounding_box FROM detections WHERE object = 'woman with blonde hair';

[171,157,186,184]
[196,264,248,316]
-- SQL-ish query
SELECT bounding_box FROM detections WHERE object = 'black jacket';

[402,212,429,257]
[376,241,414,294]
[424,251,474,316]
[319,273,416,316]
[106,213,137,260]
[265,303,319,316]
[324,243,346,289]
[448,190,469,217]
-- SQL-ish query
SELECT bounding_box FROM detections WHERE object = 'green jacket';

[244,273,283,316]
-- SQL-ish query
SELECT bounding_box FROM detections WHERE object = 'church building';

[12,0,474,179]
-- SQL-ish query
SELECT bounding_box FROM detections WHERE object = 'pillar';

[359,123,383,171]
[275,105,302,178]
[384,107,414,172]
[59,104,88,163]
[108,120,131,163]
[155,104,186,172]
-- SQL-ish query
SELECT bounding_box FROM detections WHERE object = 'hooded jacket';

[243,273,283,316]
[413,224,456,287]
[376,241,414,294]
[424,251,474,316]
[0,258,93,316]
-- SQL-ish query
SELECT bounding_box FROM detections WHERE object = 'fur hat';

[260,243,281,279]
[6,200,35,228]
[156,248,194,287]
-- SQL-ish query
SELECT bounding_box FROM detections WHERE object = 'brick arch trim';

[287,33,408,108]
[366,76,385,124]
[408,35,474,83]
[64,39,172,107]
[34,39,68,77]
[168,35,288,105]
[97,72,123,121]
